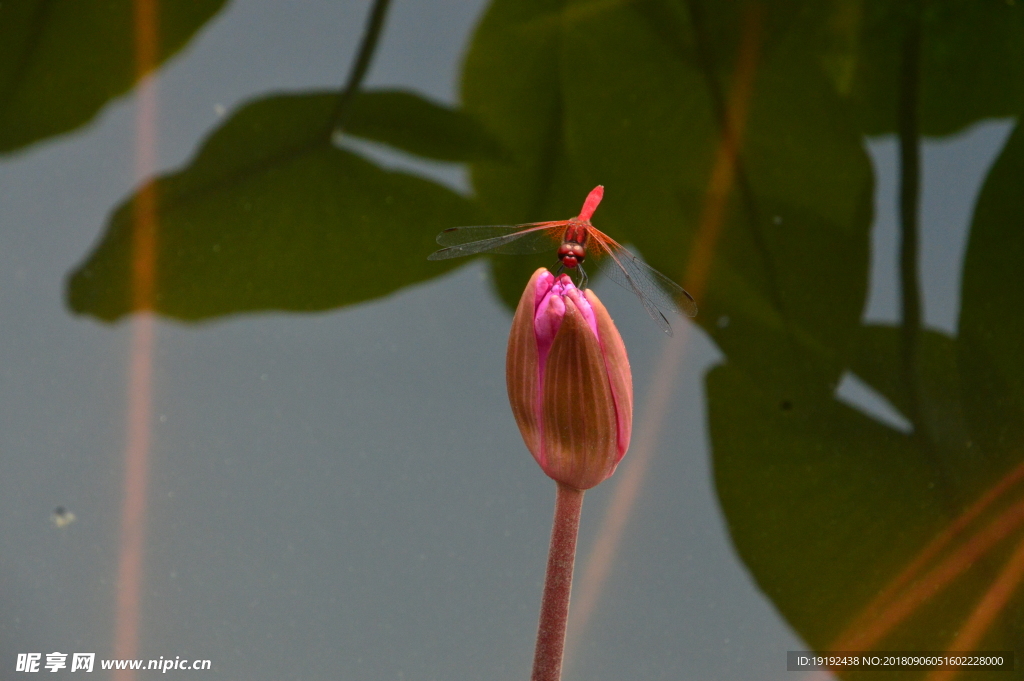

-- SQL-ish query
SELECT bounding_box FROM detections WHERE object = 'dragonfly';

[427,185,697,335]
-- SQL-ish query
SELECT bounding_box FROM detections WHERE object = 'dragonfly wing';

[428,223,563,260]
[435,221,564,247]
[593,241,698,332]
[598,258,674,334]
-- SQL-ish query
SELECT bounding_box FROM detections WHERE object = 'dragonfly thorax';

[558,221,589,268]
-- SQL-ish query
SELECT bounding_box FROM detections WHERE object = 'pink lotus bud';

[506,268,634,490]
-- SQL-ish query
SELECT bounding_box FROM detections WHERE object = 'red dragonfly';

[428,185,697,334]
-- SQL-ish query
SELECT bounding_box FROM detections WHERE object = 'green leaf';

[710,313,1024,657]
[708,117,1024,657]
[708,357,1024,659]
[462,0,574,218]
[0,0,228,154]
[709,361,945,646]
[345,89,506,163]
[848,326,972,450]
[959,122,1024,463]
[66,92,481,322]
[845,0,1024,135]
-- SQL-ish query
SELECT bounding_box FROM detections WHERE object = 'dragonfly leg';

[553,262,588,291]
[577,264,589,290]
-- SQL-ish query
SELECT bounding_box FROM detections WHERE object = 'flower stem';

[532,482,585,681]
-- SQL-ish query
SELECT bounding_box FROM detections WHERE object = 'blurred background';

[1,0,1022,679]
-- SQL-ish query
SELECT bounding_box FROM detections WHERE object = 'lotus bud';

[506,268,633,490]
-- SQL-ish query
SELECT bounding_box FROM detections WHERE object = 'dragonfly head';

[557,242,586,268]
